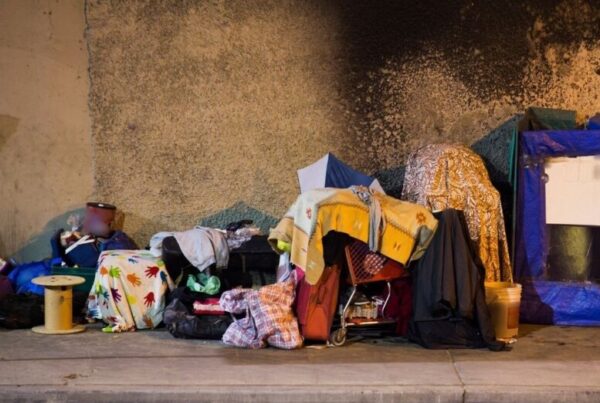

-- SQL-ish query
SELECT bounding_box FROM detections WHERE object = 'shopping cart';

[329,240,409,346]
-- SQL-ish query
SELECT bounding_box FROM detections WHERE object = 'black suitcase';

[228,235,279,285]
[162,235,276,287]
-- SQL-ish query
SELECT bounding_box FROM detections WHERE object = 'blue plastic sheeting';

[514,129,600,325]
[7,260,51,295]
[515,130,600,279]
[588,113,600,130]
[520,280,600,326]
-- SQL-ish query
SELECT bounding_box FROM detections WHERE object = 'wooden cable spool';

[31,275,86,335]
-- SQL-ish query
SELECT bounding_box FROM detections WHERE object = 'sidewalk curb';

[465,385,600,403]
[0,385,464,403]
[2,384,600,403]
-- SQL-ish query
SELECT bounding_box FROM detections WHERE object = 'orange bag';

[296,263,341,341]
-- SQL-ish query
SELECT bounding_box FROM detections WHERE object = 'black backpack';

[0,293,44,329]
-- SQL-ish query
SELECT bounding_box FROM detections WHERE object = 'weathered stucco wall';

[0,0,93,261]
[87,0,599,247]
[1,1,596,260]
[87,0,351,243]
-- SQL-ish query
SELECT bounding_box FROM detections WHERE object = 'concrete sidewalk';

[0,324,598,402]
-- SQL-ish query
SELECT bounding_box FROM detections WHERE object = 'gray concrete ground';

[0,324,598,402]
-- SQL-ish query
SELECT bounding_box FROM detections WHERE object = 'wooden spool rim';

[32,275,86,287]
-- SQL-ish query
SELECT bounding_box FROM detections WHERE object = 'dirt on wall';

[86,0,600,247]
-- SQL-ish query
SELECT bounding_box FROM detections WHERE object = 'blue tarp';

[515,130,600,279]
[588,113,600,130]
[7,260,51,295]
[521,281,600,326]
[515,129,600,325]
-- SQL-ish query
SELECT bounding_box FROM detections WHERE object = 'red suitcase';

[295,263,341,341]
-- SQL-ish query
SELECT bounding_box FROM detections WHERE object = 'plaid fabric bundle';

[219,277,302,349]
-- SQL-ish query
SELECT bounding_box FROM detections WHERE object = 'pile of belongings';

[149,222,261,285]
[152,221,267,339]
[0,202,139,329]
[265,153,508,351]
[51,202,138,268]
[91,220,261,333]
[1,151,509,353]
[162,250,234,341]
[150,226,231,284]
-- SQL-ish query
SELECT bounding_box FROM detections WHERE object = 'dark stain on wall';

[337,2,531,98]
[337,1,600,99]
[334,0,600,172]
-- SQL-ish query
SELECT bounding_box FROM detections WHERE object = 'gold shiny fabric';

[402,144,512,282]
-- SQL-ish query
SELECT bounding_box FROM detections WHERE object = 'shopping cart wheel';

[329,328,347,347]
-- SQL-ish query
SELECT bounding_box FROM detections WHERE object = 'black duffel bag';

[163,287,232,340]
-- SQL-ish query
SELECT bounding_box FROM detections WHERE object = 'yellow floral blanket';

[269,188,437,285]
